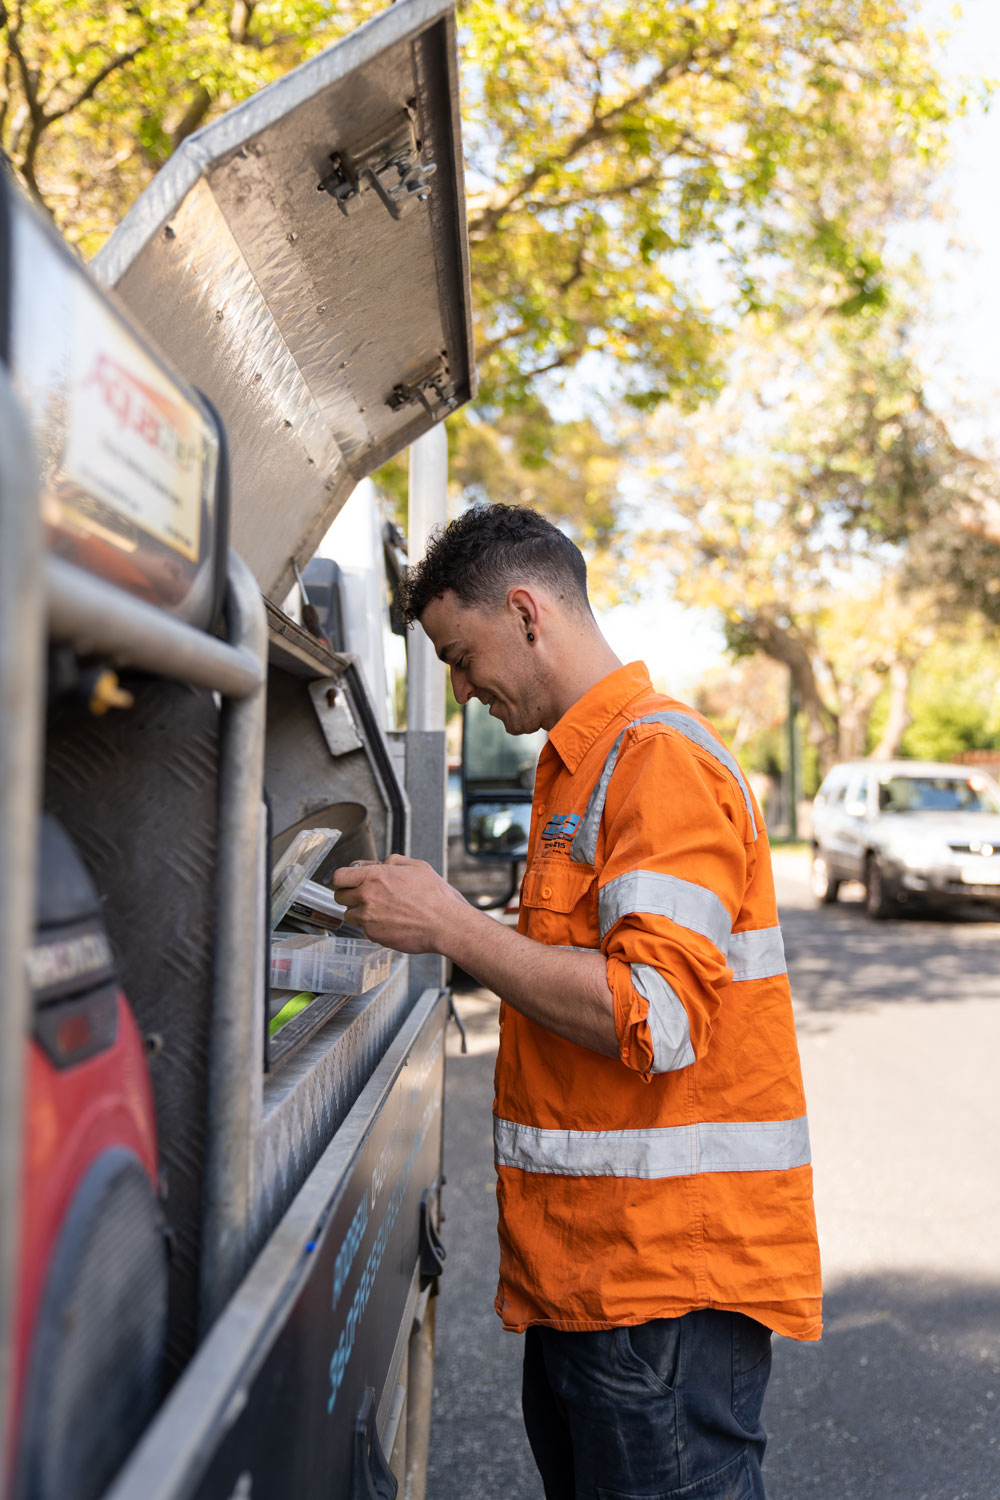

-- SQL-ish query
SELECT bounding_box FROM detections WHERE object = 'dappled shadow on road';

[765,1271,1000,1500]
[779,892,1000,1020]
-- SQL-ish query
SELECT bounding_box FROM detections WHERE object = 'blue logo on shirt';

[542,813,580,843]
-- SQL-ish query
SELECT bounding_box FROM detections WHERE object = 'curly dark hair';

[397,503,591,624]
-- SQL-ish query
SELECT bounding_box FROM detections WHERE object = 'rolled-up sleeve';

[598,727,751,1079]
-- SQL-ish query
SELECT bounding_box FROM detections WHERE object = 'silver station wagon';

[811,759,1000,919]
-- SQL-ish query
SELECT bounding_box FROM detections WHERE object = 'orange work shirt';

[494,661,822,1341]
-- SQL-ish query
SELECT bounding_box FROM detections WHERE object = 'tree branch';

[477,243,589,360]
[517,344,587,380]
[477,321,531,360]
[0,27,12,140]
[228,0,296,50]
[44,38,149,126]
[3,16,45,198]
[468,28,738,240]
[4,14,42,128]
[229,0,255,43]
[172,84,212,149]
[531,168,664,213]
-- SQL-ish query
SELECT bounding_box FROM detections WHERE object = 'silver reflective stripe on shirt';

[599,869,732,954]
[494,1114,812,1179]
[571,710,757,866]
[571,727,628,865]
[728,926,786,982]
[631,963,696,1072]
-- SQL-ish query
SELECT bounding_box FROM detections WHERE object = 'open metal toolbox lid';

[94,0,474,604]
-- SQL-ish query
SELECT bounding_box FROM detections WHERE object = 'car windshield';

[877,775,1000,815]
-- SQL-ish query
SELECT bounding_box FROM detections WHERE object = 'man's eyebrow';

[437,641,459,665]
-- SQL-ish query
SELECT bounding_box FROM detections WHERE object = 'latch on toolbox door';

[318,108,436,221]
[385,355,457,420]
[418,1188,446,1290]
[353,1387,397,1500]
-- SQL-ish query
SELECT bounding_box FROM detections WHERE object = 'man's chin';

[494,708,532,736]
[488,701,538,736]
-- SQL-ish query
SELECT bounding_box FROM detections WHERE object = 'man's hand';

[332,855,468,953]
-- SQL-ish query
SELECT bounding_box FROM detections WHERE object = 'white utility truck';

[0,4,474,1497]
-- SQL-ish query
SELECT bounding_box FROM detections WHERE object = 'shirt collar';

[546,661,653,773]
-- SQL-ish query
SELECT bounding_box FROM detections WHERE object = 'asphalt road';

[426,849,1000,1500]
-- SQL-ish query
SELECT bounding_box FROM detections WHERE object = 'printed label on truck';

[11,208,212,572]
[63,298,204,562]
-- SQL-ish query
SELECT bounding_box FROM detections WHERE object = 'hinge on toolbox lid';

[353,1386,398,1500]
[385,355,457,419]
[317,105,436,221]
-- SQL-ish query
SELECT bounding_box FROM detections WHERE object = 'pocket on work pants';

[730,1313,772,1436]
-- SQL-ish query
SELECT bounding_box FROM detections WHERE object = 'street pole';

[787,670,799,842]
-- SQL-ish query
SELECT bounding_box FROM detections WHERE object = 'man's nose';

[450,665,473,704]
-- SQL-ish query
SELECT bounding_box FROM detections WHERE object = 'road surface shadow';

[765,1271,1000,1500]
[779,895,1000,1019]
[429,993,542,1499]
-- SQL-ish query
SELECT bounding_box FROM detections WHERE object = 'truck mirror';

[460,700,544,862]
[465,799,532,859]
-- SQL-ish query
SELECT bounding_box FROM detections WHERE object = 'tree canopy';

[3,1,953,392]
[3,0,996,718]
[627,277,1000,773]
[0,0,370,250]
[460,0,952,413]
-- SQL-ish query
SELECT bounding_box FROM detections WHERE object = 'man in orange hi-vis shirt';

[334,503,822,1500]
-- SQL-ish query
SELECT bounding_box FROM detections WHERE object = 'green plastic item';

[268,991,317,1037]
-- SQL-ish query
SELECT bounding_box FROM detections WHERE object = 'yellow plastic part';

[89,670,135,716]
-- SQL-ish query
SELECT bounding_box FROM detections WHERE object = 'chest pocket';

[520,861,597,945]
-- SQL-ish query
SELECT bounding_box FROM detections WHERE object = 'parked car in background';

[811,759,1000,919]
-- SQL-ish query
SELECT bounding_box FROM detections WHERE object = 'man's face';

[420,590,551,735]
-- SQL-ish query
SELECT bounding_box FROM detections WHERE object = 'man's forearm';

[330,856,619,1057]
[442,905,619,1058]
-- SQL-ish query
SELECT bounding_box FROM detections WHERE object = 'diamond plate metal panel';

[251,958,411,1256]
[43,680,221,1381]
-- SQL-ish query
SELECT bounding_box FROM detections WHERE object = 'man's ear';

[507,586,539,635]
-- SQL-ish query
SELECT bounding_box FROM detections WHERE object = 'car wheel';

[865,854,894,920]
[810,852,840,905]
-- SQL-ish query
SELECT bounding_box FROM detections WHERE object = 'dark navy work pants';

[521,1309,772,1500]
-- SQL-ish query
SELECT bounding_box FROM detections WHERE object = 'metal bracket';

[308,678,363,758]
[385,355,457,420]
[419,1188,446,1289]
[318,109,436,221]
[353,1386,398,1500]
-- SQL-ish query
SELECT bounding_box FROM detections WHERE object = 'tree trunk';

[743,613,840,777]
[870,657,913,760]
[836,675,885,762]
[836,705,869,762]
